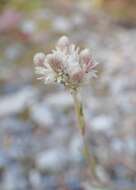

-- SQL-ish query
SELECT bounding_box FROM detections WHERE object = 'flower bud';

[79,49,93,72]
[80,49,91,64]
[57,36,70,51]
[47,54,63,73]
[33,52,45,66]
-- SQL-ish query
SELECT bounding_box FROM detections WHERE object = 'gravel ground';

[0,1,136,190]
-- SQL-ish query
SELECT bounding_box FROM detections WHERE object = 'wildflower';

[33,36,98,90]
[33,36,100,183]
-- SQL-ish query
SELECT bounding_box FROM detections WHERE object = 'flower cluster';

[33,36,98,90]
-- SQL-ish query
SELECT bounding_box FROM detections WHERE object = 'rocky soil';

[0,1,136,190]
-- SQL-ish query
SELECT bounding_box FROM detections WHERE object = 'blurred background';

[0,0,136,189]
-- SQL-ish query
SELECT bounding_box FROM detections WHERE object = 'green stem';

[71,90,99,181]
[72,90,85,135]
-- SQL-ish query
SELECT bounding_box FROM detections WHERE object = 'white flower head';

[33,36,98,90]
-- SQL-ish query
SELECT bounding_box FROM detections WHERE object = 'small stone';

[66,177,83,190]
[45,92,73,109]
[125,138,136,155]
[21,20,36,34]
[3,166,28,190]
[0,118,32,135]
[0,152,9,170]
[69,135,83,164]
[29,170,41,188]
[36,148,68,172]
[52,16,72,32]
[0,87,36,117]
[41,175,59,189]
[30,103,54,128]
[112,138,124,152]
[91,115,114,131]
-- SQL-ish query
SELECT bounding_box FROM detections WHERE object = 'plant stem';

[71,90,99,182]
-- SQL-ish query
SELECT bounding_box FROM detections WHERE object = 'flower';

[33,36,98,90]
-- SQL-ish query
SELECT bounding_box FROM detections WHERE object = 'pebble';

[0,118,32,135]
[69,135,83,164]
[3,165,28,190]
[0,87,36,117]
[91,115,114,131]
[52,16,72,32]
[45,91,73,109]
[0,152,9,170]
[36,148,69,172]
[30,103,54,128]
[29,170,41,188]
[66,178,83,190]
